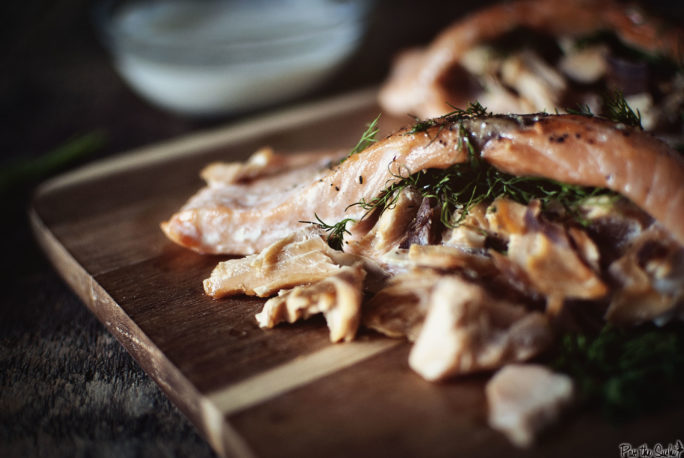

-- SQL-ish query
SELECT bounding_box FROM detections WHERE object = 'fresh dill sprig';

[565,91,643,129]
[349,163,420,217]
[340,114,381,164]
[299,214,356,250]
[566,104,594,117]
[451,101,490,118]
[603,91,642,129]
[407,102,490,134]
[552,324,684,420]
[407,117,437,135]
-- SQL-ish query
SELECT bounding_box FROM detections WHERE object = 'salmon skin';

[162,113,684,254]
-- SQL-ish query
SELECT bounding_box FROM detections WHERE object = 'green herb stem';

[567,90,643,129]
[407,101,490,135]
[341,114,381,164]
[0,131,107,195]
[299,214,356,251]
[603,91,642,129]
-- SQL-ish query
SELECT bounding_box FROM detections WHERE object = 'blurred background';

[1,0,682,456]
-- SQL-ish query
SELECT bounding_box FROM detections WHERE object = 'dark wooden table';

[0,1,492,456]
[3,1,683,456]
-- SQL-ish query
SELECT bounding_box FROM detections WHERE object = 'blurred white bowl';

[96,0,372,116]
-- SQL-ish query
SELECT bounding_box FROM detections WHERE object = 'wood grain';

[30,88,684,457]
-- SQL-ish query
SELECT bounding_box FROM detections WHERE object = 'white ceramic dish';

[96,0,372,116]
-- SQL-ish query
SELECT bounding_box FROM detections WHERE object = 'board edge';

[28,206,255,458]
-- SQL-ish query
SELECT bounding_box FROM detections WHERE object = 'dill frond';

[299,214,356,250]
[407,116,436,135]
[567,104,594,117]
[407,102,491,134]
[340,114,381,163]
[603,91,642,129]
[449,101,490,119]
[566,91,642,129]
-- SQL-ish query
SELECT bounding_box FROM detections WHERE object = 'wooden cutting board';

[31,89,684,458]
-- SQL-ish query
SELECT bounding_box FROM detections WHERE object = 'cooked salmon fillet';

[162,113,684,254]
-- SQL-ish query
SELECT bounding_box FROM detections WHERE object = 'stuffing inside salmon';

[506,212,607,314]
[605,225,684,325]
[379,0,684,144]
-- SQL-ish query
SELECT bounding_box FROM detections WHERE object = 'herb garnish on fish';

[351,159,614,229]
[307,100,648,249]
[299,214,356,250]
[351,103,617,230]
[340,114,381,164]
[603,91,643,129]
[407,101,490,134]
[568,91,643,129]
